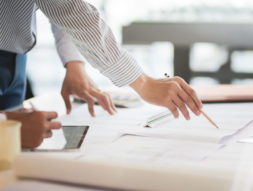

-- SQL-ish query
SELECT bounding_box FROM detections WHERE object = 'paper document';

[58,103,164,128]
[120,103,253,144]
[12,102,253,191]
[77,135,221,165]
[219,120,253,145]
[58,103,253,146]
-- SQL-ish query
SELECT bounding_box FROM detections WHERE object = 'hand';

[130,73,203,120]
[6,110,61,148]
[61,61,117,117]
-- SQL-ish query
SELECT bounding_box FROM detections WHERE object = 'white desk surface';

[2,92,253,190]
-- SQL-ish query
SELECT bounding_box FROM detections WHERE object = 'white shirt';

[0,0,143,87]
[51,23,84,66]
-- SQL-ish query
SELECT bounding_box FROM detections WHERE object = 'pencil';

[200,110,219,129]
[164,73,219,129]
[29,101,38,111]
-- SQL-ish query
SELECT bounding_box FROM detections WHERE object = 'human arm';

[51,23,116,116]
[35,0,143,87]
[36,0,202,119]
[51,23,84,66]
[5,110,61,148]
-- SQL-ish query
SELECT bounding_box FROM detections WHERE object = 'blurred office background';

[27,0,253,96]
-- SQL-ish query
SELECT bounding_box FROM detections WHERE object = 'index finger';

[177,79,203,109]
[46,121,62,130]
[44,111,58,120]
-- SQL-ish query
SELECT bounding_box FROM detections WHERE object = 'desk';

[2,93,253,190]
[122,22,253,83]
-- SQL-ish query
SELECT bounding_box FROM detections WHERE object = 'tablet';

[33,125,89,152]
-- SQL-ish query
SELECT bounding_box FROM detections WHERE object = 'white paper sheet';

[119,103,253,144]
[58,103,164,128]
[57,103,253,148]
[36,129,66,150]
[75,135,221,166]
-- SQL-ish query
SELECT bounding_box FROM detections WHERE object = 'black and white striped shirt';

[0,0,143,87]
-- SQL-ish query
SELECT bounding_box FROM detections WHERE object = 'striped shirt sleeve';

[51,23,84,66]
[35,0,143,87]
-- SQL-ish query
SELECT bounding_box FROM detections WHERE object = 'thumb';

[61,92,72,114]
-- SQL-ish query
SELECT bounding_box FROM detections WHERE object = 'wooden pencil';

[201,110,219,129]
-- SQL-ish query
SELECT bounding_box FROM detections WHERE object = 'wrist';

[66,61,85,70]
[129,73,152,95]
[65,61,86,78]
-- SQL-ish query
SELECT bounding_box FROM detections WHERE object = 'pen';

[164,73,219,129]
[29,101,38,111]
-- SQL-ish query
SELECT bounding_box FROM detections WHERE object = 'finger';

[90,90,108,111]
[102,92,117,113]
[176,78,203,110]
[78,90,97,117]
[104,94,115,115]
[100,94,114,115]
[61,92,72,114]
[87,100,95,117]
[46,121,62,130]
[108,95,117,113]
[166,100,179,118]
[178,89,201,116]
[44,111,58,120]
[82,92,96,117]
[91,90,116,115]
[43,130,53,138]
[172,95,190,120]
